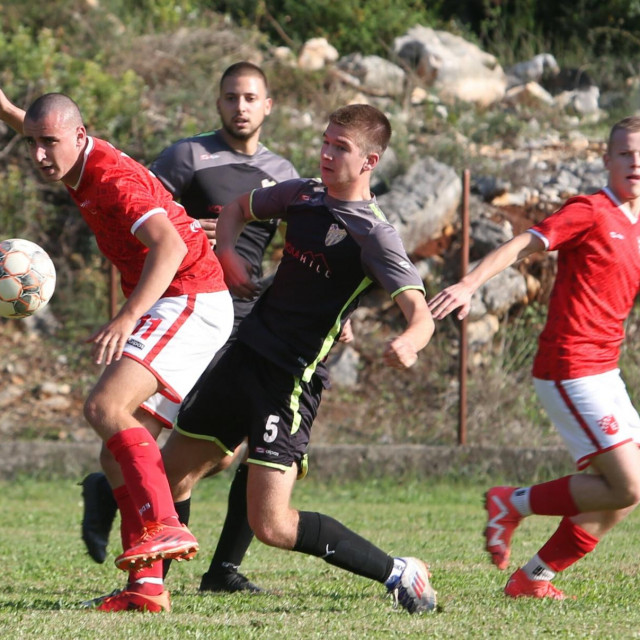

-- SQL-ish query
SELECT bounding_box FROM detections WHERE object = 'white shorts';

[534,369,640,470]
[123,290,233,427]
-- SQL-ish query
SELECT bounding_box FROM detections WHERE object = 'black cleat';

[80,472,118,564]
[199,566,264,594]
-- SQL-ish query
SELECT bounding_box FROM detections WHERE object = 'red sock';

[538,516,599,572]
[107,428,178,525]
[112,485,164,595]
[127,562,164,596]
[113,484,142,551]
[529,475,580,516]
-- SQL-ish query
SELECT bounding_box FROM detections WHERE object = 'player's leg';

[84,358,198,572]
[498,372,640,599]
[81,408,165,565]
[486,371,640,574]
[199,443,263,593]
[505,444,640,600]
[245,463,437,614]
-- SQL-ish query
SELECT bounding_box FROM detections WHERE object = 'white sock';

[510,486,532,516]
[522,554,556,582]
[384,558,407,587]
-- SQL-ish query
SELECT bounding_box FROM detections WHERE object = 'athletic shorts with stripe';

[534,368,640,470]
[122,290,233,427]
[176,341,323,476]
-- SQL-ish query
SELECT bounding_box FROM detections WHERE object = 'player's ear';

[76,125,87,147]
[363,153,379,172]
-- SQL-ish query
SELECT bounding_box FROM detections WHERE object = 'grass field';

[1,473,639,639]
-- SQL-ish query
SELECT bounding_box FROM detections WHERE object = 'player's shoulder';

[255,144,300,180]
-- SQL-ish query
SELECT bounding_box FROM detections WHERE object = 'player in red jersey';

[429,115,640,600]
[0,91,233,612]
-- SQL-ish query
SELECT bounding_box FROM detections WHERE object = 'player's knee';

[248,515,292,549]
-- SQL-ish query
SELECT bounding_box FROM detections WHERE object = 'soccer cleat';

[484,486,522,570]
[81,588,123,608]
[504,568,567,600]
[387,557,437,614]
[199,565,264,593]
[95,589,171,612]
[115,521,199,572]
[80,472,118,564]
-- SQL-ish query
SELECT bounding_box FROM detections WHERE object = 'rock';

[393,26,507,106]
[378,156,462,253]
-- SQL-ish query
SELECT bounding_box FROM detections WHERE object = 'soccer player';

[154,103,438,614]
[81,61,298,594]
[428,116,640,600]
[0,90,234,612]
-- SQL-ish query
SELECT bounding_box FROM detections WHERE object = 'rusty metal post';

[458,169,470,445]
[109,263,118,319]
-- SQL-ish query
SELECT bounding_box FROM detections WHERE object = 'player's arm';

[215,192,257,299]
[428,231,544,321]
[383,289,434,370]
[0,89,26,134]
[87,213,187,365]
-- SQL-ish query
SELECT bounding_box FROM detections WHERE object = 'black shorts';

[177,341,323,475]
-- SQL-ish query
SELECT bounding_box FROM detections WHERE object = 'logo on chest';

[284,241,331,278]
[325,223,347,246]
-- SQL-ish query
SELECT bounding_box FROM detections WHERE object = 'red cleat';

[484,486,522,570]
[504,568,567,600]
[115,521,198,572]
[96,589,171,612]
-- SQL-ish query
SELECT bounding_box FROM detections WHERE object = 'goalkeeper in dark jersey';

[80,61,304,596]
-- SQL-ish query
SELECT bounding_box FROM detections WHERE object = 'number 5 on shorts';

[264,415,279,443]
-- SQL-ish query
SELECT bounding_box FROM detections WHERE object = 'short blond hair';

[607,116,640,152]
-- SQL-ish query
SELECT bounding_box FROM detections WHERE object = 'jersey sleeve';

[249,178,310,220]
[532,195,596,251]
[149,141,194,198]
[359,222,425,297]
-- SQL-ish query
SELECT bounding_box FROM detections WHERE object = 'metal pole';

[458,169,470,445]
[109,263,118,319]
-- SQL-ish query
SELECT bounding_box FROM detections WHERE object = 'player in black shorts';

[80,62,305,596]
[157,104,439,614]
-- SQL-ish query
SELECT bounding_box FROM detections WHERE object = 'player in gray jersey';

[157,104,439,615]
[80,62,301,599]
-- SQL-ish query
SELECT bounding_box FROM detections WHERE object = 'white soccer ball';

[0,238,56,319]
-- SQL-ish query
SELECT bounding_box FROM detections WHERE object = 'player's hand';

[218,249,258,299]
[86,315,136,366]
[338,318,354,343]
[199,218,218,247]
[428,282,474,320]
[383,336,418,370]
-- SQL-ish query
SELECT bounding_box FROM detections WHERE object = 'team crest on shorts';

[325,223,347,246]
[598,414,619,435]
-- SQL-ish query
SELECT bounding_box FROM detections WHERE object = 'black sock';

[163,497,191,578]
[206,464,254,574]
[98,473,118,517]
[293,511,394,583]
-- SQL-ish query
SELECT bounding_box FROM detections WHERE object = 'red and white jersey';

[65,137,226,298]
[530,188,640,380]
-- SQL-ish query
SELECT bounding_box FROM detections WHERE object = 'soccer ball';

[0,238,56,319]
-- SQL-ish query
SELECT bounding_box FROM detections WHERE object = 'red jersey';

[531,189,640,380]
[65,137,226,298]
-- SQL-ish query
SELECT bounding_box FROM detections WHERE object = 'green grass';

[1,475,640,639]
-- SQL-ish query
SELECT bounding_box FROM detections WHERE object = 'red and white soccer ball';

[0,238,56,319]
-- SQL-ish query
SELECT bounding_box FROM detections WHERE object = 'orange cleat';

[96,589,171,612]
[504,568,567,600]
[115,521,198,572]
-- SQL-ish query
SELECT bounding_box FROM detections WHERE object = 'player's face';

[320,123,375,195]
[217,74,272,145]
[23,113,86,186]
[604,129,640,205]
